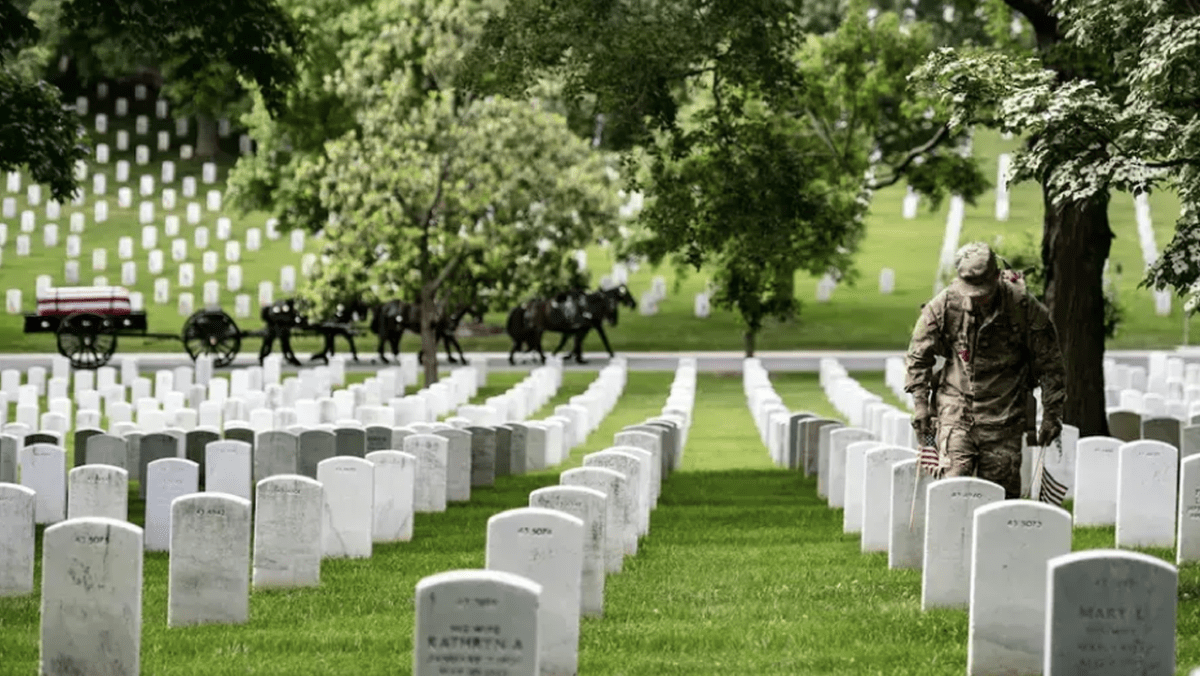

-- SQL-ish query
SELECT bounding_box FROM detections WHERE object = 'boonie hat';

[953,242,1000,298]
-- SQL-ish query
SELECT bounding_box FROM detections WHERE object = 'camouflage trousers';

[936,424,1023,500]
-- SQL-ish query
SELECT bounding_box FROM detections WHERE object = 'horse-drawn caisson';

[25,285,243,369]
[22,282,634,369]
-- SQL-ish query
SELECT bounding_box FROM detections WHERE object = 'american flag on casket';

[35,286,134,316]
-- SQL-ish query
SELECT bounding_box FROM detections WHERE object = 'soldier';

[904,241,1067,499]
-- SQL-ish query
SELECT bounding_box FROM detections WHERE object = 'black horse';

[506,285,637,365]
[371,299,486,364]
[310,298,374,364]
[258,297,373,366]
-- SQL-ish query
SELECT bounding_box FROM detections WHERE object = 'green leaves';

[464,0,991,341]
[60,0,303,117]
[912,0,1200,308]
[0,1,38,57]
[305,90,620,313]
[1,0,303,203]
[0,67,88,203]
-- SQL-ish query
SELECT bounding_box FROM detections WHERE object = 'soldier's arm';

[904,300,947,420]
[1028,299,1067,425]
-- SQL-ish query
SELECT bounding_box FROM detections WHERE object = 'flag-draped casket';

[35,286,133,316]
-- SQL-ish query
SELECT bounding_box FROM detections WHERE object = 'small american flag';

[1032,437,1068,507]
[911,428,944,529]
[918,430,945,477]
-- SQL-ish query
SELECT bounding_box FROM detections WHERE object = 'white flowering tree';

[908,0,1200,436]
[306,90,621,386]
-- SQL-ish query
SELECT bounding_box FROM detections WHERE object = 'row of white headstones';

[4,77,287,304]
[1,355,594,541]
[0,355,690,675]
[2,360,696,676]
[66,83,249,149]
[0,351,477,518]
[2,163,310,317]
[749,356,1186,676]
[0,352,443,438]
[411,361,695,675]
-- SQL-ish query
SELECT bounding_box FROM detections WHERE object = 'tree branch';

[1144,157,1200,169]
[393,189,417,223]
[804,108,856,176]
[427,250,464,295]
[710,59,751,160]
[423,154,453,229]
[866,124,952,190]
[1002,0,1059,43]
[674,66,716,80]
[840,107,860,164]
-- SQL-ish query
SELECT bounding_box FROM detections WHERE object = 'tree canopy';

[305,92,621,312]
[907,0,1188,436]
[227,0,506,234]
[0,0,304,202]
[466,1,986,349]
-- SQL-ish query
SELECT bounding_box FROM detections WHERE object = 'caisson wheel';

[56,312,118,369]
[182,309,242,367]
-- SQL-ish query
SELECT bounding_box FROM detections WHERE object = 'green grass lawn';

[2,371,1198,674]
[2,107,1195,356]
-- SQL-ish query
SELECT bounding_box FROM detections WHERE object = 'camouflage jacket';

[904,280,1066,437]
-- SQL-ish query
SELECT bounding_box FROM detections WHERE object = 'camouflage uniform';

[904,242,1067,499]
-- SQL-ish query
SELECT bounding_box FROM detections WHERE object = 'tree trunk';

[1041,190,1113,437]
[743,330,756,357]
[421,285,439,388]
[195,113,219,158]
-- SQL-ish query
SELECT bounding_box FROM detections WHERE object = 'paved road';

[0,349,1186,372]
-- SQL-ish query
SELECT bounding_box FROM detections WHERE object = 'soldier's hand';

[912,415,935,445]
[1037,418,1062,447]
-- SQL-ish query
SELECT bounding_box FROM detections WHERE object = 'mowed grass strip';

[580,372,973,675]
[581,372,1200,675]
[0,369,669,675]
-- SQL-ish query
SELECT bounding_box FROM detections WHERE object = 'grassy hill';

[0,93,1192,358]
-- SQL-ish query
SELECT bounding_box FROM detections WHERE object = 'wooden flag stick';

[1031,442,1047,502]
[910,430,934,530]
[909,468,921,530]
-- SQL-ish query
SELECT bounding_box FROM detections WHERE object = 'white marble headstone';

[413,570,541,676]
[530,485,607,617]
[486,508,584,676]
[168,492,252,627]
[67,465,128,520]
[967,500,1072,675]
[1044,550,1176,675]
[316,456,374,558]
[253,474,323,589]
[365,450,416,543]
[922,477,1004,610]
[0,483,36,596]
[40,518,143,674]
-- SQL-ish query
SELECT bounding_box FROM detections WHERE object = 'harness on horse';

[549,292,592,323]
